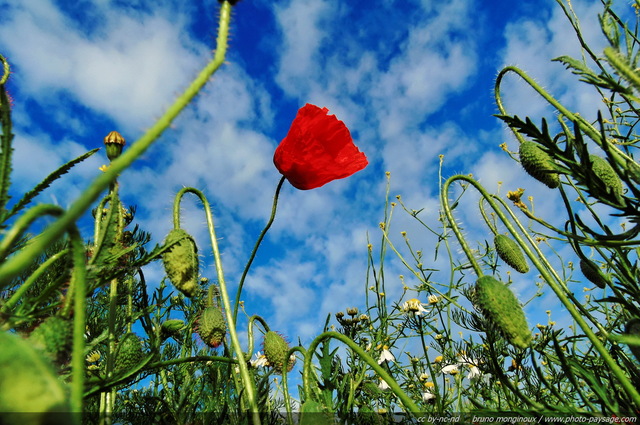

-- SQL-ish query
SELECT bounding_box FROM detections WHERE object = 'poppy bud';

[197,306,226,348]
[579,259,607,289]
[519,141,560,189]
[28,316,73,363]
[494,234,529,273]
[589,155,624,204]
[473,275,532,349]
[114,333,145,374]
[263,331,295,374]
[104,131,125,161]
[162,229,199,297]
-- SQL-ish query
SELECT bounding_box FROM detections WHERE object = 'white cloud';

[0,0,206,132]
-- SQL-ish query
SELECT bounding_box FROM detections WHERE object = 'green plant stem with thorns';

[441,174,640,407]
[0,0,233,288]
[172,187,261,425]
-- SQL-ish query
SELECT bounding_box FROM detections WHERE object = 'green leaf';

[4,148,99,222]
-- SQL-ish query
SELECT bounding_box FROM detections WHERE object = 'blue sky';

[0,0,623,360]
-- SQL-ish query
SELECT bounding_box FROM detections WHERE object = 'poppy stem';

[233,176,285,320]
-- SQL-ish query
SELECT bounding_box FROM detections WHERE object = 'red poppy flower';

[273,104,368,190]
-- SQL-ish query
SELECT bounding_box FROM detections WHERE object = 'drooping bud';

[197,306,226,348]
[104,131,126,162]
[519,141,560,189]
[473,275,532,349]
[263,331,295,374]
[494,234,529,273]
[589,155,624,205]
[625,319,640,363]
[579,259,607,289]
[162,228,199,297]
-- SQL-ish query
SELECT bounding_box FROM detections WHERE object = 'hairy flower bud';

[519,141,559,189]
[494,234,529,273]
[197,306,227,348]
[473,275,532,349]
[263,331,295,374]
[162,229,199,297]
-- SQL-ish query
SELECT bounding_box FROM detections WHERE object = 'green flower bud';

[473,275,532,349]
[162,228,199,297]
[494,234,529,273]
[519,141,560,189]
[263,331,295,374]
[197,306,226,348]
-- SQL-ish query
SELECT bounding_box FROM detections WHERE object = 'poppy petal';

[274,104,368,190]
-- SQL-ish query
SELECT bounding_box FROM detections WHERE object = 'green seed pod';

[589,155,624,204]
[625,319,640,363]
[579,259,607,289]
[197,306,226,348]
[28,316,73,364]
[473,275,532,349]
[494,234,529,273]
[162,228,199,297]
[0,331,71,422]
[114,333,145,375]
[263,331,295,374]
[519,141,560,189]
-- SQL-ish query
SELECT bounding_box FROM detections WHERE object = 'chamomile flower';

[378,346,395,364]
[402,298,429,315]
[250,351,269,368]
[378,378,390,390]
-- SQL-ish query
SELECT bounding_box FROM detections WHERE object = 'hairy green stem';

[0,1,232,286]
[0,204,64,263]
[0,248,69,315]
[69,226,87,419]
[441,174,640,407]
[173,187,261,425]
[495,65,640,181]
[302,331,421,415]
[234,176,285,320]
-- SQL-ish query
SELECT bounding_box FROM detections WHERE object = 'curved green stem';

[0,204,64,263]
[0,1,232,286]
[281,345,305,425]
[174,187,260,425]
[442,174,640,407]
[302,331,421,415]
[440,178,483,277]
[234,176,285,320]
[495,65,640,181]
[0,248,69,315]
[247,315,270,357]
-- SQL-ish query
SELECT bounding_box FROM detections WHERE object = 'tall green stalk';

[172,187,261,425]
[0,0,233,286]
